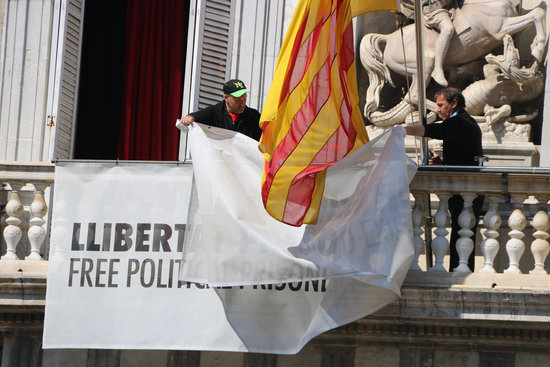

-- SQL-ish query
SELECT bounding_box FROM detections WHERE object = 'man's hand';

[429,152,443,165]
[181,115,195,126]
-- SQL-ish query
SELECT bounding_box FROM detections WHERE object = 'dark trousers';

[448,194,485,272]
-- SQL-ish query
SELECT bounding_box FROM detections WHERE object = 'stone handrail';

[409,166,550,274]
[0,162,55,261]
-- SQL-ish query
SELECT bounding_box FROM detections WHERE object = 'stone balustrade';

[1,162,550,278]
[0,163,55,261]
[410,166,550,274]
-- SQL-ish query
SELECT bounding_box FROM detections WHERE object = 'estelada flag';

[259,0,397,226]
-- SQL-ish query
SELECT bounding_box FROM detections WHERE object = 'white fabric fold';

[181,123,416,289]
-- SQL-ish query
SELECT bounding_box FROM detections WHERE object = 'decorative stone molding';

[318,272,550,352]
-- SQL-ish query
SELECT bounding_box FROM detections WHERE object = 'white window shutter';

[197,0,234,109]
[182,0,234,114]
[179,0,234,161]
[45,0,85,160]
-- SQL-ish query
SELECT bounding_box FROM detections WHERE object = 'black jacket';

[424,109,483,166]
[189,101,262,141]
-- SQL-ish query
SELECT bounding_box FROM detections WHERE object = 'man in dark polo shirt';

[180,79,262,141]
[405,87,483,272]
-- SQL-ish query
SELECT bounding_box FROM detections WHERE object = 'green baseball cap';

[223,79,249,97]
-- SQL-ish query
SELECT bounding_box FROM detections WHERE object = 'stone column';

[540,45,550,167]
[1,334,42,367]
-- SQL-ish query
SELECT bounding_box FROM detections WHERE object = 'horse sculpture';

[360,0,547,127]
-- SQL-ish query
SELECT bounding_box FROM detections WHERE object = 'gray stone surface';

[167,351,200,367]
[515,352,550,367]
[42,349,87,367]
[277,344,322,367]
[479,352,514,367]
[320,346,354,367]
[434,351,479,367]
[199,351,243,367]
[354,346,399,367]
[120,350,168,367]
[86,349,122,367]
[399,349,434,367]
[243,353,277,367]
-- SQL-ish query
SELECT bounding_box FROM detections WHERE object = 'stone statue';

[462,35,543,141]
[401,0,459,87]
[359,0,547,128]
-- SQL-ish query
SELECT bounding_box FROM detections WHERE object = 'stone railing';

[0,162,55,261]
[1,162,550,277]
[409,166,550,274]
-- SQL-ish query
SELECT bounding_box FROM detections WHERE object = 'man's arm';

[404,125,425,137]
[181,104,218,126]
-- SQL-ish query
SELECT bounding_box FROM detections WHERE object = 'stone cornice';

[317,316,550,352]
[0,273,47,310]
[0,266,46,332]
[0,162,55,183]
[316,272,550,351]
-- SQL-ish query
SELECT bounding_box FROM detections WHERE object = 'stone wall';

[39,347,550,367]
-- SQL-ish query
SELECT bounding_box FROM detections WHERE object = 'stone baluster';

[529,195,550,275]
[430,192,450,272]
[26,182,49,260]
[504,195,527,274]
[454,193,476,273]
[479,194,501,273]
[410,192,426,271]
[2,182,25,260]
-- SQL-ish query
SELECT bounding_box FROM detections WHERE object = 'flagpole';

[413,0,433,268]
[413,0,430,165]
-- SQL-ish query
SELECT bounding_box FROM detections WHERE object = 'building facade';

[1,0,550,366]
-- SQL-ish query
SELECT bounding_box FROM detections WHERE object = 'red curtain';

[118,0,187,160]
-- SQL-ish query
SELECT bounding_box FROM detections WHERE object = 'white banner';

[44,124,416,354]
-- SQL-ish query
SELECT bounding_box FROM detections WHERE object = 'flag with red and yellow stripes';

[259,0,397,226]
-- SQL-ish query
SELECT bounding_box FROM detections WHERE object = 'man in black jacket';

[180,79,262,141]
[405,87,482,165]
[405,87,483,272]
